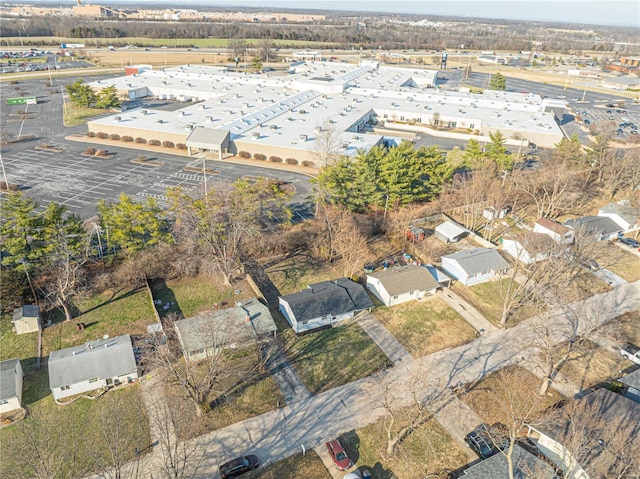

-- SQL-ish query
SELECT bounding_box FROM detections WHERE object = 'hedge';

[87,131,96,138]
[162,141,175,148]
[253,153,267,161]
[149,140,161,146]
[109,134,120,141]
[269,156,283,163]
[85,147,97,155]
[96,132,109,139]
[95,150,107,157]
[176,143,187,150]
[285,158,298,165]
[238,151,251,158]
[135,137,147,144]
[301,160,315,167]
[122,136,134,142]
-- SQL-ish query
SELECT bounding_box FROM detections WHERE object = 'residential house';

[620,368,640,403]
[533,217,574,245]
[502,232,560,264]
[598,201,637,232]
[48,334,138,402]
[434,221,468,243]
[0,359,24,415]
[366,264,440,307]
[564,216,623,242]
[526,388,640,479]
[174,297,277,362]
[425,264,453,287]
[441,248,510,286]
[12,305,41,335]
[279,278,374,333]
[461,443,556,479]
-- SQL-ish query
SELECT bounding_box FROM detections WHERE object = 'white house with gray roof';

[564,216,624,242]
[366,264,440,307]
[173,298,276,362]
[48,334,138,402]
[461,443,555,479]
[279,278,373,333]
[0,359,23,415]
[598,201,637,232]
[441,248,510,286]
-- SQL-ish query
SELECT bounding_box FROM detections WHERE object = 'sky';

[97,0,640,27]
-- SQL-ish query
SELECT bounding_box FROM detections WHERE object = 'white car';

[557,95,566,99]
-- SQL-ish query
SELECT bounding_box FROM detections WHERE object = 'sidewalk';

[357,313,414,365]
[438,290,498,335]
[265,339,311,405]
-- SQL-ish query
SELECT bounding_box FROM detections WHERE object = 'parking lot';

[1,75,313,219]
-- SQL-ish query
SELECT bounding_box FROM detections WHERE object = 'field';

[373,296,477,358]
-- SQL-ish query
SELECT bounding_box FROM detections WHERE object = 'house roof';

[462,444,555,478]
[280,278,373,322]
[174,298,275,353]
[425,265,452,284]
[0,359,20,401]
[509,232,559,254]
[442,248,510,275]
[535,217,570,235]
[12,305,40,322]
[598,202,637,227]
[620,368,640,391]
[368,265,440,296]
[435,221,468,239]
[185,126,230,150]
[564,216,623,236]
[48,334,137,389]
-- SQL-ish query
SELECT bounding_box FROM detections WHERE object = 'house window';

[469,123,475,129]
[61,385,70,391]
[89,377,99,383]
[450,121,457,128]
[192,349,204,355]
[0,399,8,405]
[393,295,398,299]
[417,118,422,123]
[409,291,414,295]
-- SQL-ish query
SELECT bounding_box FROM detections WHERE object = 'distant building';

[564,216,624,242]
[533,218,574,245]
[598,201,637,232]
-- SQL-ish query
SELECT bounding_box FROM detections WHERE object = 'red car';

[326,439,352,470]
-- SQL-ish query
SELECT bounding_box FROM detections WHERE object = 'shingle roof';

[535,217,570,235]
[12,305,40,322]
[174,298,276,353]
[442,248,510,275]
[435,221,468,240]
[48,334,136,389]
[280,278,373,322]
[598,202,637,227]
[511,232,559,254]
[564,216,623,236]
[0,359,20,401]
[462,444,555,478]
[620,369,640,391]
[368,265,440,296]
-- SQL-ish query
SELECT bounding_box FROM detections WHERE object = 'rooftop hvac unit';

[341,143,349,149]
[299,110,306,114]
[155,119,164,124]
[113,116,121,122]
[199,105,206,110]
[179,111,186,117]
[206,116,214,123]
[269,125,277,130]
[252,132,260,139]
[299,134,308,141]
[140,110,147,115]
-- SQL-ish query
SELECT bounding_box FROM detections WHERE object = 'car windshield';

[336,451,348,461]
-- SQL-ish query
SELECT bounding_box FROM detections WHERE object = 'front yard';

[606,249,640,282]
[340,413,469,479]
[373,296,477,358]
[556,340,628,389]
[246,451,330,479]
[282,322,392,395]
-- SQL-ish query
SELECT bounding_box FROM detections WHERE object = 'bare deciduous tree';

[313,118,343,167]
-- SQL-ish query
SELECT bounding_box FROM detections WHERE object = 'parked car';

[620,343,640,366]
[465,423,509,459]
[587,259,600,271]
[219,455,260,478]
[326,439,352,471]
[465,430,495,459]
[619,237,640,248]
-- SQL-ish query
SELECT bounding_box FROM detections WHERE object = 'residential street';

[130,280,640,478]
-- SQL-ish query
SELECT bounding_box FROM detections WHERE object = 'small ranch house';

[533,218,574,245]
[12,305,41,335]
[502,232,560,264]
[441,248,510,286]
[279,278,374,333]
[461,443,555,478]
[174,298,277,362]
[48,334,138,402]
[564,216,623,242]
[366,265,440,307]
[598,201,637,232]
[0,359,24,415]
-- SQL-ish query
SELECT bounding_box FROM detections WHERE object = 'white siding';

[441,258,470,285]
[0,396,21,414]
[502,239,534,264]
[52,371,138,401]
[366,277,391,306]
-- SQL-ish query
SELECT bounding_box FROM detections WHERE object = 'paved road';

[128,280,640,478]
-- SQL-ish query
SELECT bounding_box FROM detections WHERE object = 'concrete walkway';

[438,289,498,334]
[265,339,311,405]
[118,280,640,478]
[357,313,414,365]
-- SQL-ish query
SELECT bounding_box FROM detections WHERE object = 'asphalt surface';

[0,75,314,219]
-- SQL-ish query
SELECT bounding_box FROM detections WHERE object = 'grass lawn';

[373,296,477,358]
[43,287,155,355]
[606,250,640,282]
[460,366,564,427]
[556,340,628,390]
[283,323,392,395]
[265,252,344,296]
[0,371,149,479]
[618,310,640,345]
[165,350,284,440]
[340,414,469,479]
[452,279,543,327]
[149,276,253,319]
[246,451,330,479]
[63,103,106,126]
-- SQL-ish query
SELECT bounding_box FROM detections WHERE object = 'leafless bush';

[253,153,266,161]
[238,151,251,158]
[285,158,298,165]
